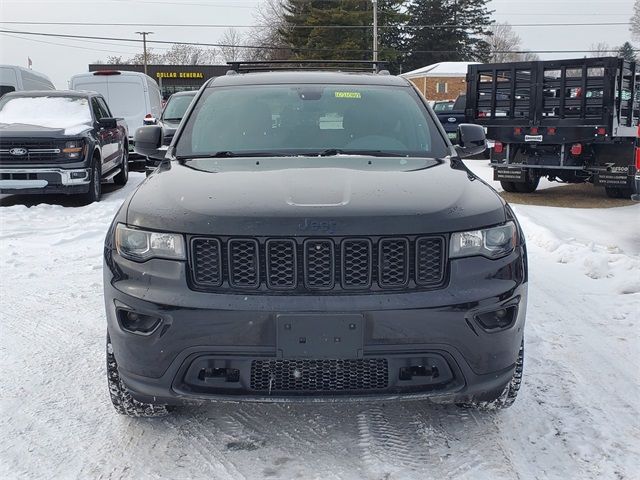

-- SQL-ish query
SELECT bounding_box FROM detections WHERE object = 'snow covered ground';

[0,168,638,480]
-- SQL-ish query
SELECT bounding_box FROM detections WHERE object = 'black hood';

[126,157,506,236]
[0,123,71,137]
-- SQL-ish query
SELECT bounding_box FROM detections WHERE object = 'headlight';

[62,140,85,159]
[115,224,186,262]
[450,222,517,259]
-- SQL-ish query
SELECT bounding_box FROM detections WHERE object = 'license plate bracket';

[276,314,364,359]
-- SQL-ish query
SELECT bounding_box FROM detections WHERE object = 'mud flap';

[594,172,632,188]
[493,167,527,183]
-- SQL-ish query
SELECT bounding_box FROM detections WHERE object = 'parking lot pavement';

[1,171,638,479]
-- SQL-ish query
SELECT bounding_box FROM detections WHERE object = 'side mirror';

[143,116,158,125]
[455,124,487,158]
[98,117,117,129]
[134,125,164,159]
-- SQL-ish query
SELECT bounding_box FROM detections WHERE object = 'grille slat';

[192,238,222,287]
[228,239,259,288]
[266,239,297,289]
[250,359,388,392]
[341,239,372,289]
[416,237,445,286]
[304,239,335,290]
[190,235,446,293]
[379,238,410,287]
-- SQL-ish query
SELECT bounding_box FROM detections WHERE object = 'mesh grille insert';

[379,238,409,287]
[228,239,259,288]
[192,238,222,287]
[265,239,297,289]
[304,240,335,290]
[416,237,445,286]
[341,239,372,289]
[250,358,389,392]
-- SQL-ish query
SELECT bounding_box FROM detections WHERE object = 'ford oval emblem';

[447,117,457,123]
[9,147,28,156]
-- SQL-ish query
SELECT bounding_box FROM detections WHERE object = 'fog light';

[475,306,517,331]
[117,309,161,334]
[70,171,87,179]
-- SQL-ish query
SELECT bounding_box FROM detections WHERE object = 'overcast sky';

[0,0,635,88]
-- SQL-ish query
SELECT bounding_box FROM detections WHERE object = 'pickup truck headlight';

[115,224,186,262]
[450,222,517,259]
[62,140,85,159]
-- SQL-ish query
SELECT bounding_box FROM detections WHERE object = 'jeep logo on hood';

[298,219,338,234]
[9,148,28,156]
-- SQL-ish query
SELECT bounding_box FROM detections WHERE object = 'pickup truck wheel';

[457,340,524,410]
[514,176,539,193]
[106,334,172,417]
[500,181,519,193]
[113,143,129,186]
[605,187,632,199]
[81,160,101,204]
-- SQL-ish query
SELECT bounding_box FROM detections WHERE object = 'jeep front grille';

[190,235,446,294]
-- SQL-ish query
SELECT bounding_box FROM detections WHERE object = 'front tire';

[81,159,101,204]
[458,340,524,410]
[106,334,172,417]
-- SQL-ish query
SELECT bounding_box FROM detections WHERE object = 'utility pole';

[135,31,153,75]
[372,0,378,64]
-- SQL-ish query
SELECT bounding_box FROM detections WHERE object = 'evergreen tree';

[277,1,405,72]
[618,41,637,62]
[403,0,493,72]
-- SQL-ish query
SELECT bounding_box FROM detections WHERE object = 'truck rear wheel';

[514,176,539,193]
[500,181,519,193]
[605,187,632,199]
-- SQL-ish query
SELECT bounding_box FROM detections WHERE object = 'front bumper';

[0,167,91,194]
[104,246,527,404]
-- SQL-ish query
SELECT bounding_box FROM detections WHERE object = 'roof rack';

[226,60,389,74]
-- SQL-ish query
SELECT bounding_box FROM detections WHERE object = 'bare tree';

[162,43,217,65]
[245,0,291,61]
[486,23,539,63]
[589,42,613,57]
[632,0,640,41]
[219,28,245,63]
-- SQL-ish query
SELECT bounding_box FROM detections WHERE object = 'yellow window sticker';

[335,91,362,99]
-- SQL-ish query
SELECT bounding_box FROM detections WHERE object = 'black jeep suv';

[104,69,527,417]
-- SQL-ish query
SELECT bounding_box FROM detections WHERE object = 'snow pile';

[0,96,92,135]
[0,169,638,479]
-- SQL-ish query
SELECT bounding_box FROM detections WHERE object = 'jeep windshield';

[175,84,450,160]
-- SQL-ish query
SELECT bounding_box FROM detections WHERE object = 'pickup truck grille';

[189,235,447,294]
[0,139,68,165]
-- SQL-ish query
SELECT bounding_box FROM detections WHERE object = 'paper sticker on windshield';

[335,92,361,99]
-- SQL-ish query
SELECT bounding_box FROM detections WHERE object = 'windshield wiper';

[176,151,290,161]
[163,117,183,122]
[314,149,410,158]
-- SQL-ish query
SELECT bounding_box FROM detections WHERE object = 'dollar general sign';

[156,72,204,79]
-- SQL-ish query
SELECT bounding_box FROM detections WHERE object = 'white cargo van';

[0,65,55,97]
[69,70,162,154]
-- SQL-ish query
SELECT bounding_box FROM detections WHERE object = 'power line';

[0,32,142,55]
[0,21,632,29]
[0,28,624,55]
